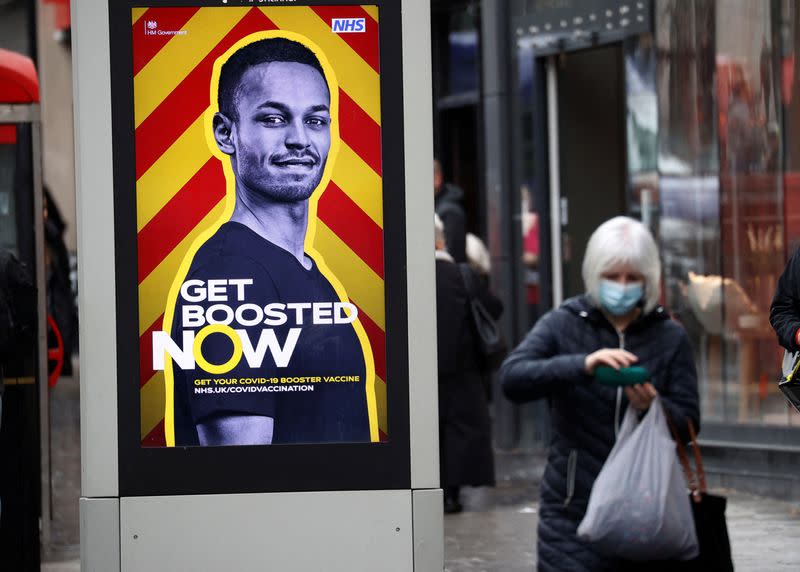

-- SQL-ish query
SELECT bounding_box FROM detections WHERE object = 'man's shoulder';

[187,223,276,280]
[435,199,465,219]
[193,222,245,254]
[435,257,459,277]
[442,182,465,201]
[435,259,466,293]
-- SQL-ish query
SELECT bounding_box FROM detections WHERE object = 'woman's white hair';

[582,216,661,313]
[466,233,491,275]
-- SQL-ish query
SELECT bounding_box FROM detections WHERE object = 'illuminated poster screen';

[132,6,385,448]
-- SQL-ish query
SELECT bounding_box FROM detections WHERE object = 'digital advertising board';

[109,1,410,496]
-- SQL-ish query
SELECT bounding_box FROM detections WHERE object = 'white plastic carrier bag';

[576,396,699,561]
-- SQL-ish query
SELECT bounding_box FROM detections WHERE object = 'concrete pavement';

[43,456,800,571]
[41,377,800,571]
[443,452,800,571]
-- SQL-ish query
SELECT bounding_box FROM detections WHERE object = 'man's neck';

[230,182,312,269]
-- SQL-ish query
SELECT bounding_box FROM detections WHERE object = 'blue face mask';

[598,280,643,316]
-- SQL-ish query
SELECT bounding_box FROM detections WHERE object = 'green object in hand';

[594,365,650,386]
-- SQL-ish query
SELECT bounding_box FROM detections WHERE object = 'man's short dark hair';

[218,37,328,121]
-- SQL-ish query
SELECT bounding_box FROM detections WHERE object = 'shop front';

[483,0,800,494]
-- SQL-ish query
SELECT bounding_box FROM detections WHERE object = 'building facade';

[432,0,800,497]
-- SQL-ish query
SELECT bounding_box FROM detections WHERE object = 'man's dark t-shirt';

[171,221,370,445]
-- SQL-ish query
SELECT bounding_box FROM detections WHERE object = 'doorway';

[437,103,483,235]
[554,44,628,301]
[510,44,629,450]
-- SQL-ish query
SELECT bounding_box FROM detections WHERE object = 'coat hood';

[435,182,464,206]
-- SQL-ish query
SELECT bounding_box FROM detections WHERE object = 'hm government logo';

[144,19,188,37]
[332,18,366,34]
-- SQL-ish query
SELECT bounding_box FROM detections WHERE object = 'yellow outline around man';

[159,35,376,447]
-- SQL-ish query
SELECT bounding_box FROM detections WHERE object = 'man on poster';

[168,37,371,447]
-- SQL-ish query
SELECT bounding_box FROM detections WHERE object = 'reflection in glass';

[447,9,480,96]
[0,144,18,254]
[717,0,788,425]
[651,0,798,426]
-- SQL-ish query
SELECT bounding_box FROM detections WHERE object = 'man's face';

[433,162,443,194]
[225,61,331,202]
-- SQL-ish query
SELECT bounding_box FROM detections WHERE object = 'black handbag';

[458,264,507,372]
[671,420,735,572]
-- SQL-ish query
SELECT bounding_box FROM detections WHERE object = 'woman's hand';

[584,348,638,374]
[624,382,658,411]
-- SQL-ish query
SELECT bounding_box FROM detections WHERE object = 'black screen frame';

[109,0,410,496]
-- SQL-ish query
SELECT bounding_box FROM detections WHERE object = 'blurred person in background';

[465,231,504,400]
[521,186,541,323]
[434,158,467,263]
[435,215,499,514]
[0,248,36,517]
[44,188,76,375]
[500,216,699,571]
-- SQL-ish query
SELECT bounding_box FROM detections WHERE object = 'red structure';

[0,48,39,146]
[43,0,71,34]
[0,48,40,103]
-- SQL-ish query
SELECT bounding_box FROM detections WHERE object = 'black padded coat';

[770,246,800,351]
[500,295,700,572]
[436,258,500,488]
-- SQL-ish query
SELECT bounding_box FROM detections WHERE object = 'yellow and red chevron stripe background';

[132,6,387,446]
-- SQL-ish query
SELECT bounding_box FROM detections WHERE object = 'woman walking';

[500,216,699,571]
[435,215,501,513]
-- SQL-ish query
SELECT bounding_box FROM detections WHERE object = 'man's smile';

[272,156,317,170]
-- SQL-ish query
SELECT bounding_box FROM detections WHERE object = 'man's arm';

[175,254,280,446]
[197,414,274,446]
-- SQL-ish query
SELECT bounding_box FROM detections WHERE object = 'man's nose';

[285,119,310,149]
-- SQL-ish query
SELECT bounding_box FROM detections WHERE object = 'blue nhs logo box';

[332,18,366,33]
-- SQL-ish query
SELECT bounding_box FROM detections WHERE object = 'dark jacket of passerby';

[770,246,800,351]
[436,252,500,490]
[434,183,467,264]
[0,251,37,391]
[500,295,699,572]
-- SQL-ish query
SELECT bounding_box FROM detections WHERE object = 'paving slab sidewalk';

[40,380,800,572]
[443,452,800,572]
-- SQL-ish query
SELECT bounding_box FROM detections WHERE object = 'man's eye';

[305,116,330,127]
[258,115,285,125]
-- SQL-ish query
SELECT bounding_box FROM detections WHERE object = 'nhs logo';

[332,18,366,33]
